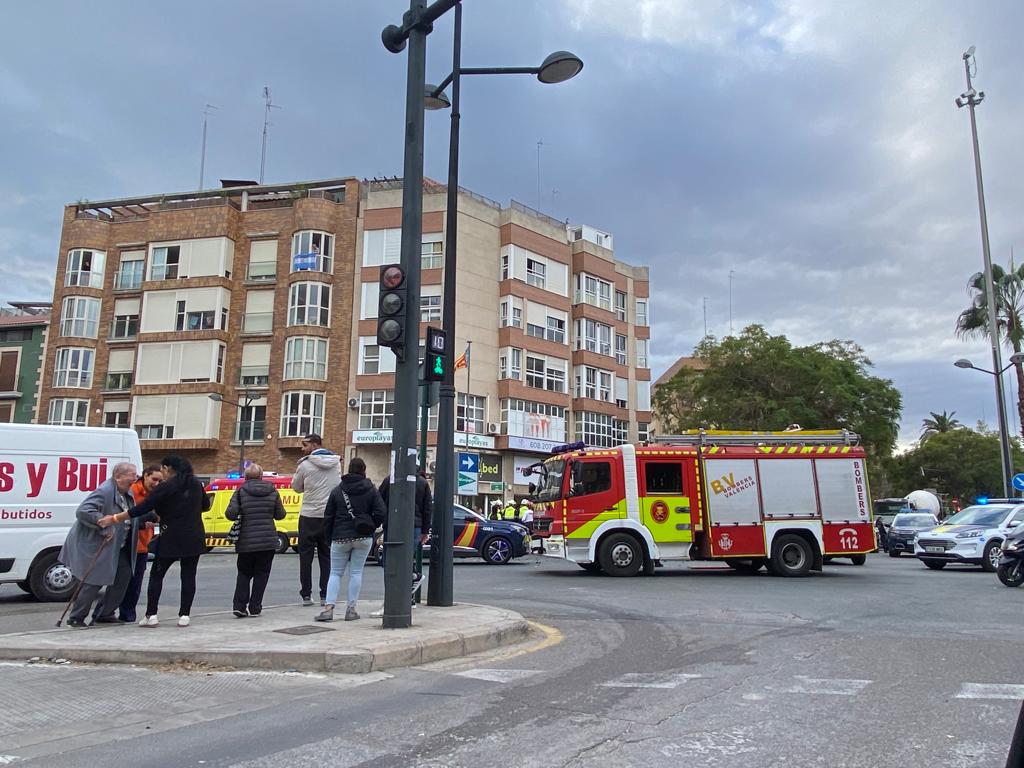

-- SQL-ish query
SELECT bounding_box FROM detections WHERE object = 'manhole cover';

[273,625,335,635]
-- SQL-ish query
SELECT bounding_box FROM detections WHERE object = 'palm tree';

[955,262,1024,437]
[921,410,963,441]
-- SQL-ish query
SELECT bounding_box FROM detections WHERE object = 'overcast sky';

[3,1,1022,446]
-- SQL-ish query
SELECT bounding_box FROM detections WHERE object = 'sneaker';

[177,615,191,628]
[344,607,359,621]
[248,609,262,617]
[139,615,159,628]
[301,595,314,607]
[233,609,248,619]
[314,607,334,622]
[67,618,90,629]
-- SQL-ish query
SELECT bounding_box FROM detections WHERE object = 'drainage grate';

[273,625,335,635]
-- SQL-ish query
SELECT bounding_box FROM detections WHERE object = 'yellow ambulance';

[203,476,302,554]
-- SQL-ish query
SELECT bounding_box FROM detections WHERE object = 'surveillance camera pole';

[957,48,1013,496]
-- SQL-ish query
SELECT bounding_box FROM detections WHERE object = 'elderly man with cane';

[57,462,139,628]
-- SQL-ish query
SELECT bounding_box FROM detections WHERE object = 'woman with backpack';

[315,457,386,622]
[225,463,287,618]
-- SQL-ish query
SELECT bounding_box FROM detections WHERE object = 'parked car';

[377,504,531,566]
[887,512,939,557]
[914,500,1024,572]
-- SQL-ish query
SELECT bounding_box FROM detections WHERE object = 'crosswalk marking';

[454,668,542,683]
[772,676,872,696]
[956,683,1024,700]
[601,672,704,689]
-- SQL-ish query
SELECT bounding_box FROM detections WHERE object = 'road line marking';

[486,620,564,662]
[602,672,704,689]
[773,676,872,695]
[0,756,22,765]
[454,668,542,683]
[956,683,1024,700]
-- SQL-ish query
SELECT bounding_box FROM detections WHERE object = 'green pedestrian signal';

[424,327,448,382]
[433,355,444,376]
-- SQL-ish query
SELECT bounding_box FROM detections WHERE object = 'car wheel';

[982,541,1002,573]
[726,558,765,574]
[769,534,813,577]
[28,551,76,602]
[850,554,866,566]
[888,550,900,558]
[578,562,602,574]
[483,536,513,565]
[998,561,1024,587]
[275,533,290,555]
[923,559,946,570]
[597,533,644,577]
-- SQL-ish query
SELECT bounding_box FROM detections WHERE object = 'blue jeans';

[325,538,372,609]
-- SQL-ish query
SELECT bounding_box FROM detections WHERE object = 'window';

[60,297,100,338]
[111,314,139,339]
[421,294,441,323]
[499,348,522,381]
[177,309,214,331]
[546,316,566,344]
[104,371,132,391]
[576,319,612,356]
[288,282,331,326]
[526,258,546,289]
[237,404,266,442]
[137,424,173,440]
[575,412,627,448]
[216,345,225,383]
[645,462,683,494]
[571,461,612,496]
[457,393,486,435]
[526,356,545,389]
[65,249,105,288]
[638,422,650,443]
[575,366,612,401]
[615,377,628,409]
[500,399,567,441]
[615,334,627,365]
[615,290,627,322]
[527,322,545,339]
[247,240,277,281]
[358,389,394,429]
[363,228,402,267]
[421,236,443,269]
[280,391,325,436]
[150,246,180,281]
[49,398,88,426]
[636,380,651,411]
[284,337,328,380]
[115,252,144,291]
[359,337,396,375]
[221,307,228,331]
[500,252,510,281]
[636,299,649,327]
[53,348,94,388]
[636,339,649,368]
[0,329,32,342]
[576,273,612,310]
[104,410,130,428]
[240,343,271,386]
[291,231,333,273]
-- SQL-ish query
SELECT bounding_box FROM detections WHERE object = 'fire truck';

[528,430,875,577]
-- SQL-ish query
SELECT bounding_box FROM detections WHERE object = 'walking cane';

[56,535,113,628]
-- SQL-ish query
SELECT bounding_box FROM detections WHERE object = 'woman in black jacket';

[315,457,386,622]
[103,455,211,628]
[225,463,287,618]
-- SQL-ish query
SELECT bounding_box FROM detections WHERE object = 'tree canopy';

[653,325,902,462]
[920,410,963,441]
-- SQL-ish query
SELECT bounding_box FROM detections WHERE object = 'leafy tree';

[920,410,963,441]
[955,263,1024,436]
[653,325,902,467]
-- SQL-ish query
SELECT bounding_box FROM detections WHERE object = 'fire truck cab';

[530,430,875,577]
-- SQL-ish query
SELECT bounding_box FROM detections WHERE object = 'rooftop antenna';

[536,139,544,210]
[259,86,281,184]
[198,104,217,190]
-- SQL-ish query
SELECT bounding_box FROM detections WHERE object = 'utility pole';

[259,87,281,184]
[956,46,1013,496]
[198,104,217,190]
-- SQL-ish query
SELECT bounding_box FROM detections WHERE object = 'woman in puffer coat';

[225,463,287,618]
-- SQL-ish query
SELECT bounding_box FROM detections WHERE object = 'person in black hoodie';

[225,463,287,618]
[315,457,387,622]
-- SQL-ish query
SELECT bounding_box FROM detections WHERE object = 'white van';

[0,424,143,601]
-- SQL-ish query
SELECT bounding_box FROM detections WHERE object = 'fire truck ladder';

[653,429,860,448]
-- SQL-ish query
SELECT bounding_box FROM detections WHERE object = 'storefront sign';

[478,455,502,483]
[455,432,495,449]
[506,435,561,453]
[352,430,393,444]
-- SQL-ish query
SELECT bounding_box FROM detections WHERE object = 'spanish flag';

[454,344,470,370]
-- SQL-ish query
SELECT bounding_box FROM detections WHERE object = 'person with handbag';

[315,457,387,622]
[224,463,287,618]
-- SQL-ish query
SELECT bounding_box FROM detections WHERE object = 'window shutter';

[107,349,135,373]
[241,343,271,367]
[245,290,274,313]
[132,396,167,424]
[113,297,140,316]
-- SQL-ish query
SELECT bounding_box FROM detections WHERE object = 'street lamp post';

[423,3,583,607]
[955,46,1013,497]
[208,392,260,476]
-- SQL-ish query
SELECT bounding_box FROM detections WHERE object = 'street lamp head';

[208,393,224,402]
[537,51,584,84]
[382,24,407,54]
[424,85,451,111]
[963,45,976,61]
[954,358,974,369]
[1010,353,1024,366]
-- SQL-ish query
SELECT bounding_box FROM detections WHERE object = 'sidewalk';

[0,601,529,673]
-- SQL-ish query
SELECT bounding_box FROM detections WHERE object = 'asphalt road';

[1,551,1022,767]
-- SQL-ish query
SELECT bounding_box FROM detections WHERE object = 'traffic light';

[424,326,448,382]
[377,264,407,360]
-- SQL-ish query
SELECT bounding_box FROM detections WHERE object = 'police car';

[914,498,1024,572]
[422,504,531,564]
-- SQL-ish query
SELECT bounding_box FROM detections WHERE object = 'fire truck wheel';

[850,554,866,566]
[598,533,644,577]
[726,558,765,574]
[770,534,813,577]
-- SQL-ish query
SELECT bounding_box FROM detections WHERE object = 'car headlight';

[955,530,985,539]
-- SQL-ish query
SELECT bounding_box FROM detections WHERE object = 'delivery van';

[0,424,143,601]
[203,476,301,553]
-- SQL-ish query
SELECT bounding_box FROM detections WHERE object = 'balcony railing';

[242,313,273,334]
[235,420,266,442]
[113,270,143,291]
[239,366,270,387]
[103,372,133,391]
[246,260,277,282]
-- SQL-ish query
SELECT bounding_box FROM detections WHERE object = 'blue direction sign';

[1013,473,1024,492]
[457,452,479,496]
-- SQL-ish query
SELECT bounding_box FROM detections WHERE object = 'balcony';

[103,372,133,392]
[239,366,270,388]
[242,313,273,335]
[113,270,143,292]
[246,260,277,283]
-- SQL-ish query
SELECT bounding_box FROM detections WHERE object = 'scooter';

[997,525,1024,587]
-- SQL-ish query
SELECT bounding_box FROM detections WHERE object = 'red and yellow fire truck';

[529,430,875,577]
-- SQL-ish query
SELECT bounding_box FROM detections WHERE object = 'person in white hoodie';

[291,433,342,606]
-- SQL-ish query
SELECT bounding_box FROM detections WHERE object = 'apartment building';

[0,302,51,423]
[39,178,359,475]
[348,182,651,507]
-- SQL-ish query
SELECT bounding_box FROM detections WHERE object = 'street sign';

[1013,473,1024,492]
[457,452,478,496]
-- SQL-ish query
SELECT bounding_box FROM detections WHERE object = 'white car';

[915,501,1024,572]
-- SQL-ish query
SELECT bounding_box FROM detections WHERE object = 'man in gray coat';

[59,462,139,628]
[292,433,341,606]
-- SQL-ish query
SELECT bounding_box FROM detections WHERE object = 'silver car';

[915,502,1024,572]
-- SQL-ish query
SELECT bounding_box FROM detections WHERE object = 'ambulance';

[529,430,875,577]
[203,476,301,553]
[0,424,143,601]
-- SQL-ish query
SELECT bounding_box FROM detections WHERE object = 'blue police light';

[226,471,241,480]
[977,496,989,505]
[551,440,586,455]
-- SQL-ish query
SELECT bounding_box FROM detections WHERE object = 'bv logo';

[710,472,756,498]
[717,533,734,551]
[650,500,669,524]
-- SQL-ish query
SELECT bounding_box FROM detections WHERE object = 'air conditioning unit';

[347,397,360,410]
[428,460,437,474]
[487,422,500,435]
